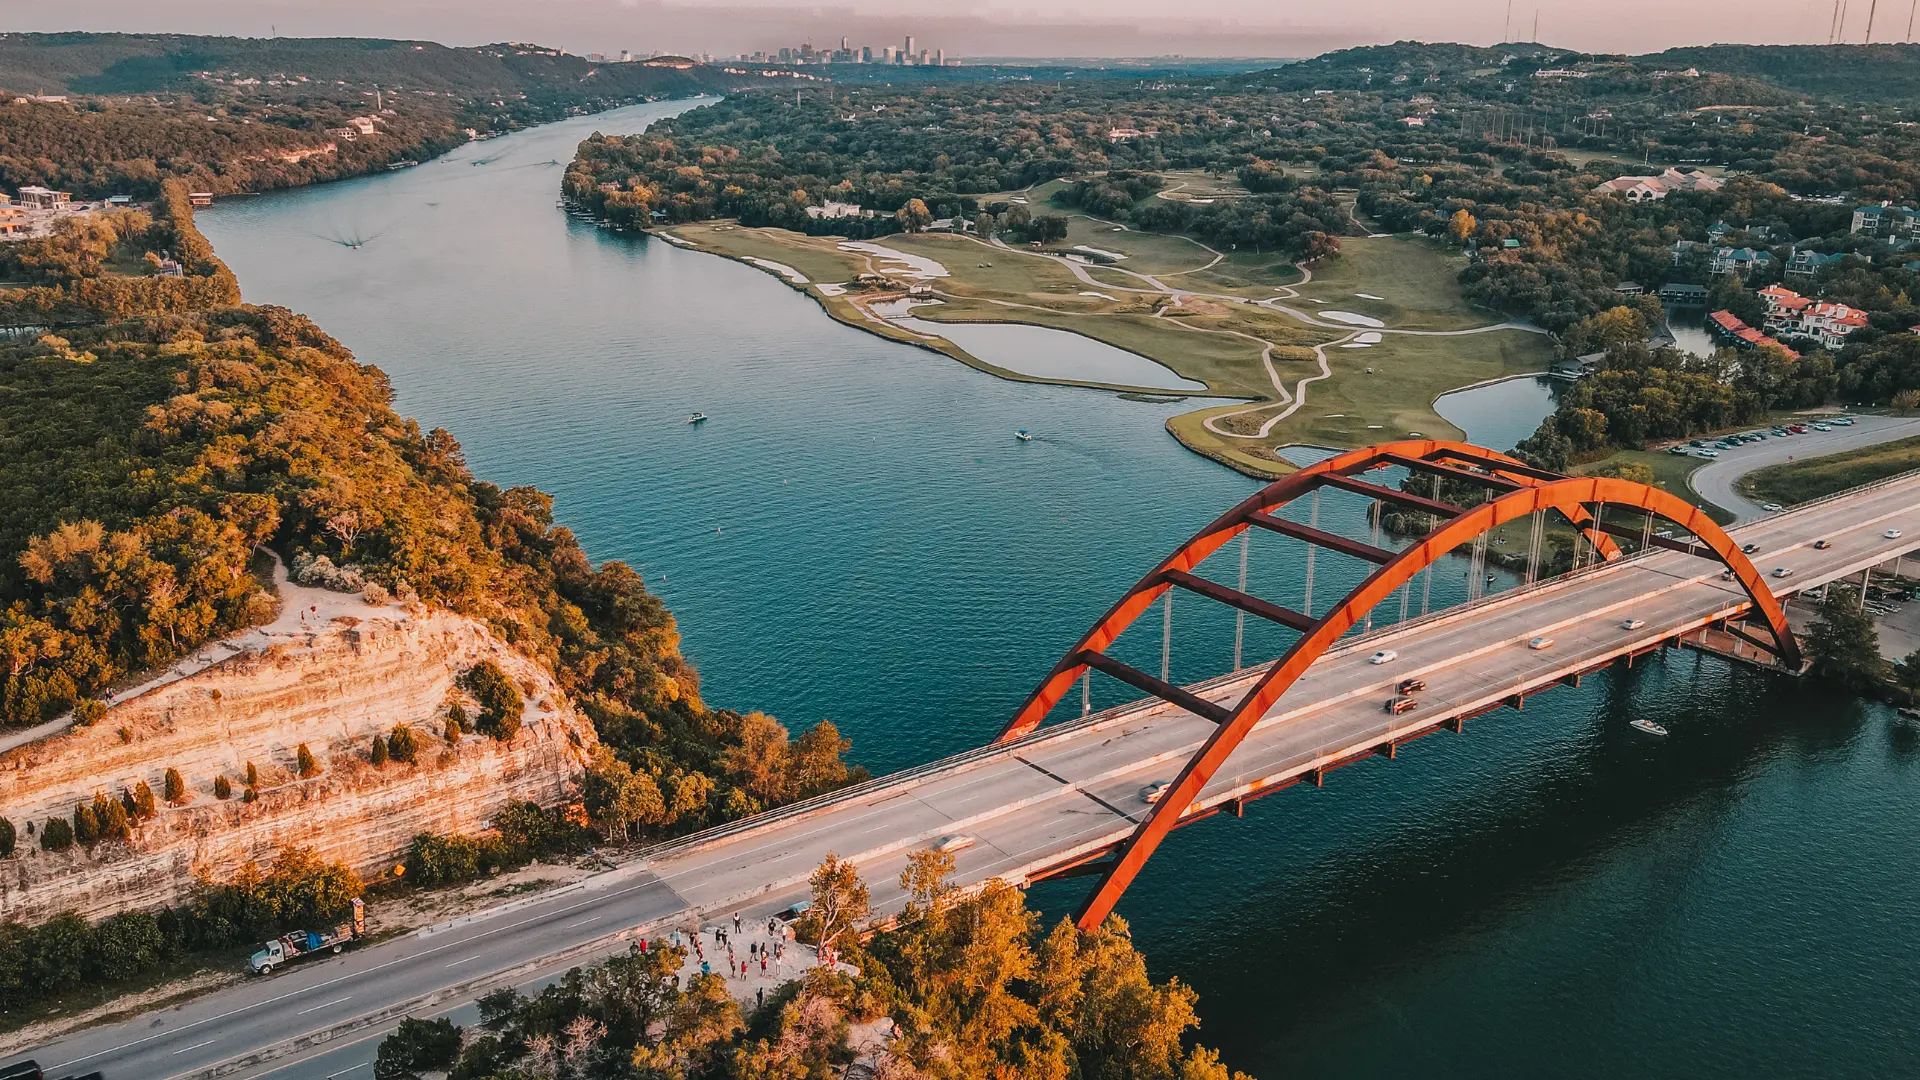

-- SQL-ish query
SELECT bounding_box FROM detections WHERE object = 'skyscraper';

[903,35,916,61]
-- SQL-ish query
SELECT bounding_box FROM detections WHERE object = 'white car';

[1697,449,1719,458]
[1762,503,1783,512]
[1368,650,1398,665]
[1622,618,1647,630]
[1141,781,1172,804]
[1833,416,1856,425]
[1887,529,1905,540]
[933,834,977,854]
[1527,636,1554,650]
[1772,567,1794,578]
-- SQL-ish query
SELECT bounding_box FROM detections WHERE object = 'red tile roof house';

[1760,285,1869,350]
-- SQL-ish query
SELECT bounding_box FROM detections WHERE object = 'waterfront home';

[1759,285,1869,350]
[1708,246,1773,277]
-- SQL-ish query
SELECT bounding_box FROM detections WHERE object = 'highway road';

[1688,414,1920,523]
[22,470,1920,1080]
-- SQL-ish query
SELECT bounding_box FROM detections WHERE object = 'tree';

[1028,214,1069,243]
[583,747,665,838]
[213,775,232,799]
[720,712,792,803]
[1895,648,1920,701]
[797,853,870,960]
[895,198,933,232]
[296,743,320,779]
[1449,208,1477,243]
[40,816,73,851]
[791,720,853,796]
[95,793,130,841]
[1299,230,1341,262]
[374,1016,463,1078]
[461,661,523,742]
[128,781,156,821]
[1807,583,1886,689]
[73,802,99,846]
[370,734,389,766]
[1896,388,1920,413]
[0,817,15,857]
[246,761,260,788]
[163,768,186,804]
[387,724,418,764]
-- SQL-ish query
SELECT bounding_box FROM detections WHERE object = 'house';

[1708,309,1800,359]
[188,192,214,207]
[0,205,24,238]
[803,200,866,220]
[1709,246,1773,276]
[1592,167,1724,202]
[1759,285,1869,349]
[1107,127,1146,141]
[1851,202,1920,238]
[1614,281,1646,296]
[15,185,70,210]
[347,116,378,136]
[1784,249,1845,279]
[1398,115,1427,126]
[1659,283,1710,304]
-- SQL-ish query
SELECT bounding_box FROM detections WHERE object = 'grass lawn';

[1285,236,1492,331]
[1738,434,1920,507]
[1169,328,1553,476]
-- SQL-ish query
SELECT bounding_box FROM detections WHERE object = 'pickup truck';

[249,898,366,975]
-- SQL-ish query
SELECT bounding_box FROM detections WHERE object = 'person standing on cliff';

[733,911,742,934]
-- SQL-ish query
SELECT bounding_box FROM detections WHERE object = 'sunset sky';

[5,0,1911,58]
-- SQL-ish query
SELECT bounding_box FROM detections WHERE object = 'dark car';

[0,1061,41,1080]
[1398,677,1427,694]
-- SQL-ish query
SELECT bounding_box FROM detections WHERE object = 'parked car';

[1833,416,1856,425]
[1812,423,1833,432]
[1762,503,1783,512]
[1698,450,1719,458]
[1667,446,1691,456]
[1368,650,1398,665]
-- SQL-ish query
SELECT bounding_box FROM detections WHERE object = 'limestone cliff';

[0,593,598,923]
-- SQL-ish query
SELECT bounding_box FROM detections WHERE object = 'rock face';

[0,604,598,923]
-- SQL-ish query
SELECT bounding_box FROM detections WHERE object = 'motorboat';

[1629,718,1669,736]
[1016,430,1032,441]
[686,413,708,424]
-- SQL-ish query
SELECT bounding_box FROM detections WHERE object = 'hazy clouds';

[3,0,1902,57]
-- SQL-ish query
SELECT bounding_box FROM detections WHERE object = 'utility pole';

[1504,0,1513,42]
[1532,9,1540,41]
[1909,0,1918,40]
[1868,0,1881,40]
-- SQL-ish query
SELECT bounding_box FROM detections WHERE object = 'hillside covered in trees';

[0,32,744,198]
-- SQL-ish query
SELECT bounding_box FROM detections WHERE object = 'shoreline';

[625,220,1558,481]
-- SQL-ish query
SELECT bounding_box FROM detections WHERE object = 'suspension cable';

[1161,588,1173,682]
[1303,489,1320,617]
[1235,529,1249,670]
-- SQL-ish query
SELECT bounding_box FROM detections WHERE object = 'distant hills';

[0,32,739,100]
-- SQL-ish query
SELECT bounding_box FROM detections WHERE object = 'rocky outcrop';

[0,602,598,923]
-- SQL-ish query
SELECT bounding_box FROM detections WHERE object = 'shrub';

[245,762,259,788]
[0,817,15,857]
[70,699,107,727]
[72,803,99,846]
[296,743,320,779]
[374,1016,463,1079]
[461,661,523,742]
[370,734,389,766]
[40,817,73,850]
[387,724,418,765]
[403,832,499,886]
[164,768,186,804]
[93,794,130,841]
[242,785,258,803]
[129,781,157,820]
[444,716,463,743]
[361,582,390,606]
[213,775,232,799]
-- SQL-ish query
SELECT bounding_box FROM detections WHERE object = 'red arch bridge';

[634,441,1920,931]
[36,443,1920,1080]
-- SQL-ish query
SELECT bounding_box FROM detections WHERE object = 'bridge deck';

[643,472,1920,919]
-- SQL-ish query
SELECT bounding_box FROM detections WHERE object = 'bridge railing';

[633,468,1920,868]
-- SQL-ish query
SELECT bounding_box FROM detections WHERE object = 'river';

[201,102,1920,1078]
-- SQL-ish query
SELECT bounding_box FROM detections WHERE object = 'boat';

[1015,430,1032,441]
[686,413,708,424]
[1898,707,1920,725]
[1629,718,1669,736]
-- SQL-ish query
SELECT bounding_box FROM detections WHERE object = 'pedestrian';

[760,955,768,975]
[757,986,765,1008]
[741,959,749,978]
[733,911,742,933]
[640,937,648,954]
[701,960,710,977]
[749,941,757,958]
[629,941,640,958]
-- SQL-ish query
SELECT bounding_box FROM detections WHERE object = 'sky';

[5,0,1914,59]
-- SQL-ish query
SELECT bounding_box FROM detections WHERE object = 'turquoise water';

[201,103,1920,1077]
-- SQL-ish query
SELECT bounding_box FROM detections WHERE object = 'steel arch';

[997,442,1798,930]
[999,439,1622,743]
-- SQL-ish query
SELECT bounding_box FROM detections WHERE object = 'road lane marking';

[297,995,352,1015]
[566,915,603,928]
[172,1038,219,1054]
[445,955,480,967]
